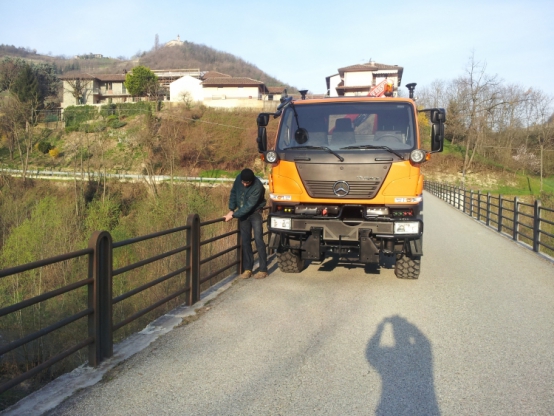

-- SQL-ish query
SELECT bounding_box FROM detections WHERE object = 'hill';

[138,42,294,90]
[0,42,295,90]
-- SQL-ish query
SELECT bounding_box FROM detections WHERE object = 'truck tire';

[277,250,304,273]
[394,255,420,279]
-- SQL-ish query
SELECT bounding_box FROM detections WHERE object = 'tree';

[64,77,92,105]
[12,64,41,106]
[124,65,158,98]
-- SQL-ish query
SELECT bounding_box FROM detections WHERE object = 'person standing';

[224,168,268,279]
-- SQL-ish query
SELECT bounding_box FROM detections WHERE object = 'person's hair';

[240,168,255,182]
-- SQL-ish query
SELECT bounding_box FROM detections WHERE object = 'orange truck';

[256,83,446,279]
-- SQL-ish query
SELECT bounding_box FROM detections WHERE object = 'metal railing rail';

[0,209,270,396]
[425,181,554,259]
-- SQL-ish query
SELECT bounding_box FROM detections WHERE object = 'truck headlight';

[410,149,427,163]
[271,217,292,230]
[265,150,278,163]
[394,222,420,234]
[270,193,292,201]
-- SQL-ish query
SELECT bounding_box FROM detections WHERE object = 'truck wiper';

[284,146,344,162]
[339,144,405,160]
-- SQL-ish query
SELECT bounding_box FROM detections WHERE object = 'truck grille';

[304,180,381,199]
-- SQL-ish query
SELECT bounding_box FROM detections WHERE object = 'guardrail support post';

[477,190,481,221]
[498,195,503,233]
[469,190,474,218]
[533,200,541,252]
[486,193,491,226]
[236,218,242,275]
[513,197,519,241]
[88,231,113,367]
[186,214,200,305]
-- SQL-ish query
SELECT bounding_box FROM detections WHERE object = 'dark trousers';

[239,211,267,272]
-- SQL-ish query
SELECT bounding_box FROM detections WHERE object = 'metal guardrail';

[0,168,269,185]
[425,181,554,259]
[0,209,270,396]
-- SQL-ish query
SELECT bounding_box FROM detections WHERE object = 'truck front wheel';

[394,255,421,279]
[277,249,305,273]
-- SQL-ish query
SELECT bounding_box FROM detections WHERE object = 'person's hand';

[223,211,234,222]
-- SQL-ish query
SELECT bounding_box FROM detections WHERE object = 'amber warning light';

[384,80,394,97]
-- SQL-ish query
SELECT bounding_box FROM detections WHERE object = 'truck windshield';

[277,102,416,152]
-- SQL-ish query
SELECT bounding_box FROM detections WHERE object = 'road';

[33,192,554,415]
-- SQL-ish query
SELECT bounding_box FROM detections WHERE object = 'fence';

[424,181,554,259]
[0,209,269,404]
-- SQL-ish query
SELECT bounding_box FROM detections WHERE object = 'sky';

[1,0,553,97]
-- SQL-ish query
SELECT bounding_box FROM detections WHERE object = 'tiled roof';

[95,74,126,81]
[267,87,286,94]
[338,62,403,73]
[202,71,231,79]
[201,77,264,87]
[58,73,126,81]
[58,73,97,80]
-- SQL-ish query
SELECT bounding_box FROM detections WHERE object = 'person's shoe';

[254,271,268,279]
[240,270,252,279]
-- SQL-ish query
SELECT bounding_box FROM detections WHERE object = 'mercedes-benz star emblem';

[333,181,350,197]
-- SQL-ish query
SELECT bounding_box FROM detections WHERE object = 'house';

[59,73,130,108]
[165,35,185,47]
[265,87,286,102]
[169,75,203,103]
[326,60,404,97]
[201,76,268,100]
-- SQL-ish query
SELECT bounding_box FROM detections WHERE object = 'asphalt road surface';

[43,192,554,415]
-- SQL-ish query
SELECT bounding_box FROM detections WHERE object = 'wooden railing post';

[186,214,200,306]
[88,231,113,367]
[533,200,541,252]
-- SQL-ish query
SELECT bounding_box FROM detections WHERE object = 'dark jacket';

[228,175,266,219]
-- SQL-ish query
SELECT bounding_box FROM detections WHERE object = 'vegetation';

[419,54,554,196]
[124,65,158,98]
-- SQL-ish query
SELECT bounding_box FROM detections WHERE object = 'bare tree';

[527,90,554,191]
[64,77,93,105]
[449,54,504,184]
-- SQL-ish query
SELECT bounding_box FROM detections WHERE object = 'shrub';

[49,148,60,158]
[108,119,127,129]
[63,105,98,128]
[37,141,52,154]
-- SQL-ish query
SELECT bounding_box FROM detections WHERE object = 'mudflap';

[408,238,423,256]
[359,228,379,263]
[301,227,323,260]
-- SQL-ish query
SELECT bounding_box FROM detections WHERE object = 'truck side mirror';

[257,127,267,153]
[257,113,270,127]
[431,123,444,152]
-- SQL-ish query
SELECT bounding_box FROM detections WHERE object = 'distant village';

[59,36,404,110]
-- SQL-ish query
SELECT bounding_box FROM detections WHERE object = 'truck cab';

[257,88,445,279]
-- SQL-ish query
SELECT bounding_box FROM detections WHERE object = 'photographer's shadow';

[366,315,440,415]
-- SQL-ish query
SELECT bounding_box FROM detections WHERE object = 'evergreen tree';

[11,64,42,106]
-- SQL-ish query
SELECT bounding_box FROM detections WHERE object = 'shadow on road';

[366,315,440,415]
[313,254,384,275]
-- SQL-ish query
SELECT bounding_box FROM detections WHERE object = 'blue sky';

[1,0,553,96]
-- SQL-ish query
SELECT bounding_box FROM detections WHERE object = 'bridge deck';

[7,192,554,415]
